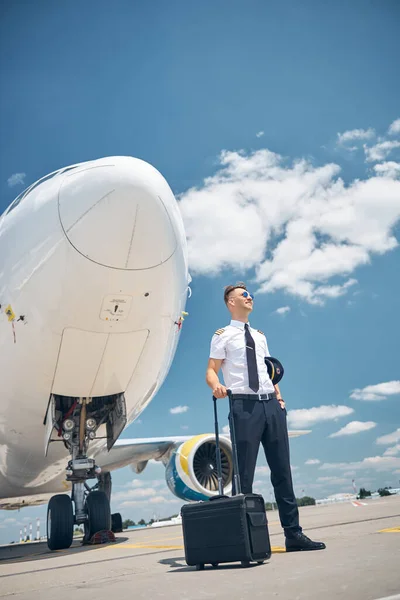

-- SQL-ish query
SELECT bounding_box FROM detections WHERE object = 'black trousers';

[230,396,301,537]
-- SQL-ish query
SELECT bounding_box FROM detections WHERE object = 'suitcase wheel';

[211,563,219,568]
[241,561,251,568]
[257,560,265,565]
[196,564,204,571]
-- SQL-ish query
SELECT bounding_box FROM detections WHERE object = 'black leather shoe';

[285,532,326,552]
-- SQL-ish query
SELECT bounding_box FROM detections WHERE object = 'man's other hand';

[278,398,285,409]
[213,384,227,398]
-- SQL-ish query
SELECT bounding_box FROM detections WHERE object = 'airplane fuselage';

[0,156,189,506]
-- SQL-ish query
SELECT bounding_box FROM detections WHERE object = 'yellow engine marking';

[179,434,211,477]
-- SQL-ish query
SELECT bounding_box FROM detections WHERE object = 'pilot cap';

[264,356,284,385]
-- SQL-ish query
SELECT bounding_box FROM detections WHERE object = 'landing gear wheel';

[84,491,111,540]
[241,560,251,568]
[98,472,112,503]
[111,512,123,533]
[196,564,204,571]
[47,494,74,551]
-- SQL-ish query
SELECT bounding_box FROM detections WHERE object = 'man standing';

[206,282,325,552]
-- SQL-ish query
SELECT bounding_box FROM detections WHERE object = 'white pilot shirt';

[209,319,275,394]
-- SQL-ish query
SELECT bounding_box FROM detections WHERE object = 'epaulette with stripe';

[257,329,265,335]
[214,328,225,335]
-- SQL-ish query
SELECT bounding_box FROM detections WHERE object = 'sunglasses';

[241,291,254,300]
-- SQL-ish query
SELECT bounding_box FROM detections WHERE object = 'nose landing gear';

[46,398,112,550]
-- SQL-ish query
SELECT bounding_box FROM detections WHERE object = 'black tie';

[245,324,259,392]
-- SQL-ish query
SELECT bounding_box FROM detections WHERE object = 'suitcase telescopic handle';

[212,390,242,496]
[212,395,224,496]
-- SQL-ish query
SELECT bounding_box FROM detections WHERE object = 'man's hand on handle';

[212,384,228,398]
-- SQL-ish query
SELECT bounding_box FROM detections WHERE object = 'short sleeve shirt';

[209,319,274,394]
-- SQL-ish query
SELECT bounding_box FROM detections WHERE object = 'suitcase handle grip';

[213,390,242,496]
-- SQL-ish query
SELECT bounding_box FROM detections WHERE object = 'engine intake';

[165,434,233,502]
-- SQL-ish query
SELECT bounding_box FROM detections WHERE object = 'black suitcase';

[181,390,271,569]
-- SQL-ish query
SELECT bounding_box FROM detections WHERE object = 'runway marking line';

[378,526,400,533]
[111,544,184,550]
[109,543,286,553]
[124,534,184,544]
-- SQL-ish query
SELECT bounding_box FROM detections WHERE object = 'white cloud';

[317,476,350,485]
[113,487,158,501]
[181,425,189,430]
[118,478,162,490]
[312,279,358,300]
[388,118,400,136]
[256,131,265,138]
[127,479,147,488]
[320,456,400,472]
[383,445,400,457]
[337,128,375,145]
[255,466,270,476]
[147,496,178,504]
[350,381,400,401]
[376,428,400,446]
[169,405,189,414]
[120,496,179,508]
[275,306,290,315]
[329,421,377,438]
[7,172,26,187]
[364,140,400,162]
[373,162,400,179]
[305,459,321,465]
[179,146,400,304]
[222,424,230,434]
[287,405,354,428]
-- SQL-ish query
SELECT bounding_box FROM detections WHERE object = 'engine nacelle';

[165,434,233,502]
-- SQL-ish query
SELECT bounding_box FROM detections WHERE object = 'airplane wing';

[0,430,311,510]
[96,436,193,473]
[95,429,311,474]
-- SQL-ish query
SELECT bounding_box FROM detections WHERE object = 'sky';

[0,0,399,544]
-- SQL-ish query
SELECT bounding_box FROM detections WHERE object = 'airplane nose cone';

[58,158,177,270]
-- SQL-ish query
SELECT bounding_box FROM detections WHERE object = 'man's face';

[228,288,254,313]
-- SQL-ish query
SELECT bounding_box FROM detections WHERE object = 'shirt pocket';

[226,334,246,363]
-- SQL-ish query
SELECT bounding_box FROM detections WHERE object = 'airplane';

[0,156,310,551]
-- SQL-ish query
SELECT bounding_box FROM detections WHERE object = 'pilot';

[206,282,326,552]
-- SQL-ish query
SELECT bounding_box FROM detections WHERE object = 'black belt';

[231,392,277,401]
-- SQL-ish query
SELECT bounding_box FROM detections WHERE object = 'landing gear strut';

[46,397,112,550]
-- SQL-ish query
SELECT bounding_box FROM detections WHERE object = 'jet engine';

[165,434,233,502]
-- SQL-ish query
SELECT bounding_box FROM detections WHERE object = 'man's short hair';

[224,282,247,305]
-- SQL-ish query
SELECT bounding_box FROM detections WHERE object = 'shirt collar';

[230,319,250,330]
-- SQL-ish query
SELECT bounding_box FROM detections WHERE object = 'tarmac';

[0,494,399,600]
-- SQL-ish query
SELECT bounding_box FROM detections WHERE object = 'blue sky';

[1,0,400,543]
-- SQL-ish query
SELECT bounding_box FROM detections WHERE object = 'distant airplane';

[0,156,310,551]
